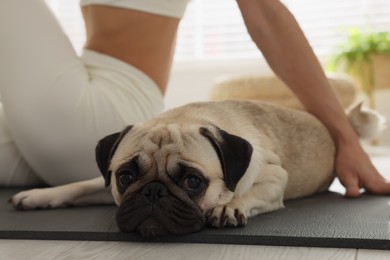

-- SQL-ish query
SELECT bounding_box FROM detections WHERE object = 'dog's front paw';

[206,205,247,228]
[10,188,67,210]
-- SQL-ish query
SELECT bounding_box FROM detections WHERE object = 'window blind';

[45,0,390,61]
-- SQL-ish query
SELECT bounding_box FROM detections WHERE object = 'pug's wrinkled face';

[95,123,252,237]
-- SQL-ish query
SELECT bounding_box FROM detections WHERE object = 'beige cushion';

[209,74,358,110]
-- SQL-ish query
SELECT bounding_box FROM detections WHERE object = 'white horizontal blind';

[283,0,390,55]
[175,0,260,60]
[45,0,390,60]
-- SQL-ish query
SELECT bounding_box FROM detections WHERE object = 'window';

[284,0,390,56]
[45,0,390,60]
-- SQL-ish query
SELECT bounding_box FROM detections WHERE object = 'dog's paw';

[10,188,67,210]
[206,205,247,228]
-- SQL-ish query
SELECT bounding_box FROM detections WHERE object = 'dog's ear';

[95,126,133,187]
[200,126,253,191]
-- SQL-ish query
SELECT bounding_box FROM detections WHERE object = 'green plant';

[328,29,390,72]
[327,29,390,106]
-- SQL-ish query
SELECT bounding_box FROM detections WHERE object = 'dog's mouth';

[116,182,205,237]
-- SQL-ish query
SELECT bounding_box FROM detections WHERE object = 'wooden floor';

[1,240,390,260]
[1,145,389,260]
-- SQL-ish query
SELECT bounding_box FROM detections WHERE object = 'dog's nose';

[141,182,169,202]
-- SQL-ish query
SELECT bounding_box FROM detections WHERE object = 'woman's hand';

[335,139,390,197]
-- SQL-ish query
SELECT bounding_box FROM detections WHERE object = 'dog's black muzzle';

[116,181,205,237]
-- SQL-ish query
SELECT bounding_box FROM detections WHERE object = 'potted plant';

[328,29,390,108]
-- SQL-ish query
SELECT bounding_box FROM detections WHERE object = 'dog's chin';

[136,217,169,238]
[116,193,206,237]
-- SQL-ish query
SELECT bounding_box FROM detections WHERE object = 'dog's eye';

[183,175,203,190]
[118,170,137,188]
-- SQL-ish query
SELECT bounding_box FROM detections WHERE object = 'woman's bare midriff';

[82,5,180,94]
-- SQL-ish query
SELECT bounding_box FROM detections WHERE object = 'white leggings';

[0,0,164,186]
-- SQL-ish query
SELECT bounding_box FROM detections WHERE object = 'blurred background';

[45,0,390,145]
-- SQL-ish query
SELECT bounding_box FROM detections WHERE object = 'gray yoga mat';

[1,188,389,250]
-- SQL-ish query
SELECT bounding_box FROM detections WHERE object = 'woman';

[0,0,388,197]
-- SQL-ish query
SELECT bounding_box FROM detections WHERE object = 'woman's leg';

[0,0,163,186]
[0,0,162,185]
[0,104,43,187]
[0,0,87,186]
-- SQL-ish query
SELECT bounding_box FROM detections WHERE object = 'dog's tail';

[347,102,387,139]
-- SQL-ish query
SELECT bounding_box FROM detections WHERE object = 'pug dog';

[11,100,384,237]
